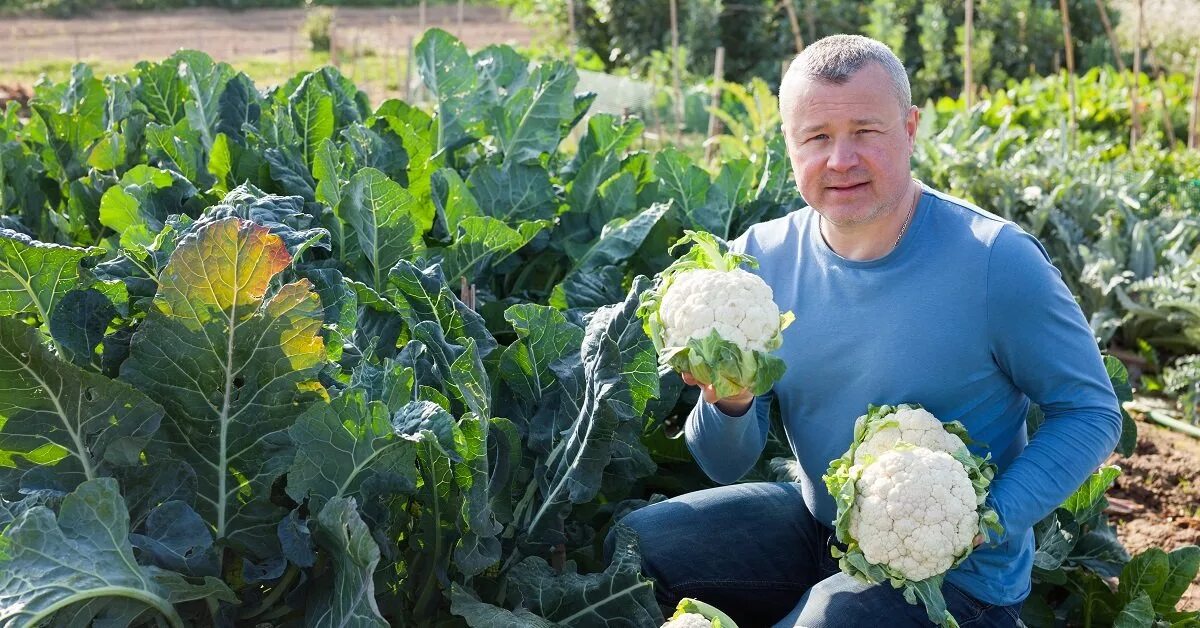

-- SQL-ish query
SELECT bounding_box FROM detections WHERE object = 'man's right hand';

[681,372,755,417]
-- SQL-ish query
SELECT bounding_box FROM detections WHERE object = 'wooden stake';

[1190,52,1200,150]
[1058,0,1077,142]
[964,0,974,111]
[1131,0,1144,149]
[419,0,427,33]
[1094,0,1125,71]
[803,0,816,44]
[567,0,576,52]
[457,0,465,34]
[669,0,685,133]
[330,12,339,67]
[705,46,727,164]
[406,35,415,102]
[1158,74,1176,147]
[781,0,805,54]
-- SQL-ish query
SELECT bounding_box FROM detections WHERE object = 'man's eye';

[807,134,829,142]
[856,129,878,135]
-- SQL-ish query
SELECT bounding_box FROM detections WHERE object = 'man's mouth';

[827,182,869,191]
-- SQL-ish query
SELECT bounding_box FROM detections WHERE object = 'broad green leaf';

[134,59,186,125]
[1062,465,1121,522]
[1105,355,1138,457]
[1119,548,1169,609]
[508,525,662,626]
[98,165,197,249]
[28,66,107,182]
[264,146,318,202]
[416,28,479,154]
[519,279,656,546]
[120,217,327,557]
[394,400,460,620]
[48,288,117,369]
[314,66,370,129]
[387,260,498,359]
[471,44,529,106]
[439,216,546,285]
[432,168,482,236]
[1113,591,1155,628]
[0,478,234,628]
[305,497,389,628]
[655,148,710,227]
[467,162,558,223]
[176,50,237,152]
[214,72,261,141]
[571,202,671,272]
[290,72,336,169]
[0,227,101,324]
[1157,546,1200,613]
[450,338,492,421]
[450,584,556,628]
[286,389,417,515]
[492,61,577,165]
[86,130,125,171]
[703,159,756,239]
[500,304,584,402]
[129,500,220,577]
[564,113,645,178]
[343,167,423,290]
[451,412,501,577]
[0,318,163,495]
[200,183,330,259]
[145,120,213,189]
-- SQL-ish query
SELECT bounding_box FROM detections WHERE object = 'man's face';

[781,62,919,228]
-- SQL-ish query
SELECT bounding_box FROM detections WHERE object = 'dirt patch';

[0,5,533,66]
[1107,404,1200,612]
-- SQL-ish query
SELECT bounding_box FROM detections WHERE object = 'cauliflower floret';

[849,447,978,581]
[662,613,714,628]
[657,268,782,352]
[853,407,967,465]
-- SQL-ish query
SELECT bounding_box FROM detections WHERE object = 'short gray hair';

[780,34,911,119]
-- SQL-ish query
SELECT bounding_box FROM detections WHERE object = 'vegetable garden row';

[0,28,1198,626]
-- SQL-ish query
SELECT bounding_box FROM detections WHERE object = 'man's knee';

[603,502,656,565]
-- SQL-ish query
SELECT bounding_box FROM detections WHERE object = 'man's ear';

[906,105,920,152]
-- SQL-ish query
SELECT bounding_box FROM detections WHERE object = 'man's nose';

[826,139,859,171]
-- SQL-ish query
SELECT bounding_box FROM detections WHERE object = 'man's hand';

[681,372,754,416]
[973,534,984,548]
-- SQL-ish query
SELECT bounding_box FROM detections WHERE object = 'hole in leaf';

[234,376,245,388]
[83,387,99,403]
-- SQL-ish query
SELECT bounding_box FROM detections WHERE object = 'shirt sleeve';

[984,225,1123,543]
[684,391,775,485]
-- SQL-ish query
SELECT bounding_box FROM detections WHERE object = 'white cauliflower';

[661,612,714,628]
[639,231,794,399]
[657,267,780,352]
[663,598,738,628]
[824,404,1002,628]
[852,406,968,465]
[849,448,979,581]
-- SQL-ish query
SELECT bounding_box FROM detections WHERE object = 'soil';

[1106,400,1200,612]
[0,5,533,66]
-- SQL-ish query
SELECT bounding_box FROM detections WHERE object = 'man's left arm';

[984,225,1124,544]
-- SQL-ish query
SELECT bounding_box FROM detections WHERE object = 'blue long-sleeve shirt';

[685,183,1122,606]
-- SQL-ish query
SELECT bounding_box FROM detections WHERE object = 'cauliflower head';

[823,403,1003,628]
[662,613,714,628]
[639,231,794,399]
[849,448,979,581]
[664,598,738,628]
[657,267,781,352]
[852,406,968,465]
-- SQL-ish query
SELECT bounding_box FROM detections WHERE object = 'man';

[609,35,1122,627]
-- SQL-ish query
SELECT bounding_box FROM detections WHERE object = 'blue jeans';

[604,482,1024,627]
